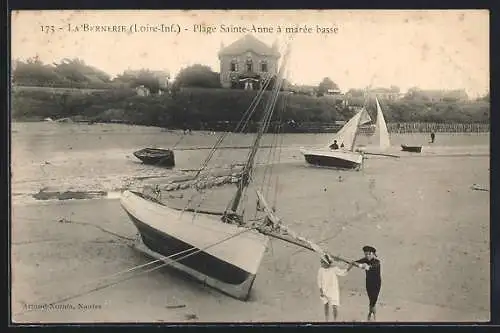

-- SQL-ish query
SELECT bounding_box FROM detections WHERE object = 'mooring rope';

[13,226,257,317]
[12,216,135,242]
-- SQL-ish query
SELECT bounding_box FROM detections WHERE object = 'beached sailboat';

[299,108,372,170]
[120,42,362,301]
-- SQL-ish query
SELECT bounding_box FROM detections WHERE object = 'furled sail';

[326,108,372,151]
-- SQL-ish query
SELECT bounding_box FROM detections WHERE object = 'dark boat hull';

[127,212,252,286]
[133,148,175,167]
[401,145,422,153]
[120,190,268,301]
[300,149,363,170]
[303,154,360,169]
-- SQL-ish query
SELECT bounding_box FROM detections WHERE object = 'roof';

[219,35,280,57]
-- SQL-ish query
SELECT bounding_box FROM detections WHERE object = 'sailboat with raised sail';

[120,40,365,301]
[300,95,393,168]
[299,107,372,170]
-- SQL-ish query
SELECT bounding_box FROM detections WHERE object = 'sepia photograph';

[10,9,490,323]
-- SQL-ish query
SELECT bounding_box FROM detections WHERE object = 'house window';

[246,60,253,72]
[261,62,268,72]
[230,61,238,72]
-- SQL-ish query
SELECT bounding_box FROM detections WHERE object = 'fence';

[191,121,490,134]
[290,122,489,134]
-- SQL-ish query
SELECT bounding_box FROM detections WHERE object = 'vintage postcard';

[10,10,490,323]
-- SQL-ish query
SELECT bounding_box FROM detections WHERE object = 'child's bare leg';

[332,305,338,321]
[324,303,329,321]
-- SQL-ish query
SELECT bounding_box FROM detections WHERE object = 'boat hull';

[401,145,422,153]
[300,149,363,170]
[133,148,175,167]
[120,190,269,300]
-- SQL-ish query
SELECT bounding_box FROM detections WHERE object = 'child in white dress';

[317,254,351,321]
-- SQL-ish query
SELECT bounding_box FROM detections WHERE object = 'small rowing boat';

[133,148,175,167]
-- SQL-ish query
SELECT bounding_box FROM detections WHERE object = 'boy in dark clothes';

[349,245,381,321]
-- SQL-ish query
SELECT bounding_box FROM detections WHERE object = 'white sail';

[375,97,391,150]
[327,108,372,151]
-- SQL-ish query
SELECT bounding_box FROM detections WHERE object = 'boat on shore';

[401,145,422,153]
[120,41,364,300]
[121,190,267,300]
[300,96,391,170]
[300,108,371,170]
[133,148,175,167]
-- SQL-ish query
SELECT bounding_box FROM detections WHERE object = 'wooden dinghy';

[401,145,422,153]
[133,148,175,167]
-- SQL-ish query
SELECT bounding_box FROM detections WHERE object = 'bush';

[11,87,490,129]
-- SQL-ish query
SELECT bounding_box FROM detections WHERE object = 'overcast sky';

[11,10,489,97]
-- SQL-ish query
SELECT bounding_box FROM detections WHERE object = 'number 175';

[40,25,55,33]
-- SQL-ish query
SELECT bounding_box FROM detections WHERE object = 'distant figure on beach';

[318,254,351,321]
[430,132,435,143]
[340,142,345,148]
[329,140,339,150]
[349,246,381,321]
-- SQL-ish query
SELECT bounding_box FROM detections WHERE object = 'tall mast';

[228,45,291,214]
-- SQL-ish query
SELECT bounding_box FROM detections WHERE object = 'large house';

[218,35,281,90]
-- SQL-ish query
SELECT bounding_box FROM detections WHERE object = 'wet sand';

[11,154,490,323]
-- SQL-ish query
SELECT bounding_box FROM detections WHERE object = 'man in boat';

[329,140,339,150]
[318,254,350,321]
[348,245,381,321]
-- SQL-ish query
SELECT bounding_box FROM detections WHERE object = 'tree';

[135,70,160,94]
[174,64,221,88]
[12,59,61,86]
[113,69,161,93]
[404,86,421,99]
[346,88,364,97]
[317,77,339,95]
[12,57,113,88]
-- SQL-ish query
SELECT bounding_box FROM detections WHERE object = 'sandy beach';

[11,125,490,322]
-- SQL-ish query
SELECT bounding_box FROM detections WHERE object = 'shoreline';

[12,152,490,207]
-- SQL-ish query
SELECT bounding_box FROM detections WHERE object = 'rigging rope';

[180,38,294,216]
[180,74,275,215]
[272,92,287,208]
[13,216,135,242]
